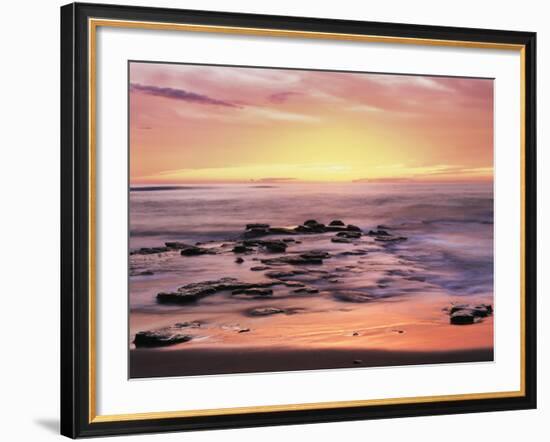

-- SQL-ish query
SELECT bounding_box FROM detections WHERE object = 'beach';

[129,182,494,378]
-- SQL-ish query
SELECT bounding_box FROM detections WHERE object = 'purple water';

[130,182,493,301]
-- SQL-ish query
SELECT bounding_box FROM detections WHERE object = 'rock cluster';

[368,226,407,243]
[133,330,192,348]
[157,277,276,304]
[261,250,331,266]
[446,303,493,325]
[131,241,212,256]
[242,219,364,237]
[232,287,274,299]
[246,307,303,316]
[180,245,215,256]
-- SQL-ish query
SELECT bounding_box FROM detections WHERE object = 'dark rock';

[336,231,362,239]
[352,332,360,336]
[475,304,493,315]
[304,219,319,226]
[250,266,269,271]
[232,244,252,253]
[246,223,270,230]
[241,239,262,247]
[324,225,349,232]
[405,275,427,282]
[353,359,363,365]
[157,291,199,304]
[180,246,213,256]
[331,237,352,244]
[329,219,345,226]
[295,225,325,234]
[131,246,170,255]
[232,288,273,298]
[243,227,269,238]
[235,257,244,264]
[368,229,390,236]
[265,270,297,279]
[238,328,251,333]
[301,250,331,260]
[165,241,194,250]
[386,269,409,276]
[261,253,326,266]
[448,303,493,324]
[339,249,368,256]
[241,239,288,252]
[334,291,373,303]
[263,240,288,253]
[346,224,362,232]
[139,270,154,276]
[374,236,407,242]
[291,256,323,265]
[268,227,297,235]
[281,281,306,288]
[448,304,470,314]
[247,307,286,316]
[295,220,327,233]
[292,287,319,294]
[133,331,192,348]
[450,310,476,325]
[174,321,201,329]
[449,303,492,317]
[157,277,274,304]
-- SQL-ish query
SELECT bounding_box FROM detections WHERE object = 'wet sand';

[130,346,493,378]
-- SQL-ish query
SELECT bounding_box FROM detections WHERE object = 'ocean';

[130,182,493,299]
[128,182,494,376]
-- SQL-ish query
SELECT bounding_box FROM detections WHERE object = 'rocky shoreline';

[130,219,492,349]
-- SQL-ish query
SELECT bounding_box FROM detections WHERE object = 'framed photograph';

[60,2,536,438]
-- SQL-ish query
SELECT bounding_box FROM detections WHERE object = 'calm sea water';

[130,182,493,299]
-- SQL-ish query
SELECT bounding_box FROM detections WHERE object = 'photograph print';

[128,61,494,379]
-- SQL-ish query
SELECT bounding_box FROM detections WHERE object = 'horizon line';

[130,178,493,186]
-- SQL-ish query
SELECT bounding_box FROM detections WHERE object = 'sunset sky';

[129,62,493,184]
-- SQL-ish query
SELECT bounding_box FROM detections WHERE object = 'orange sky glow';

[130,62,493,184]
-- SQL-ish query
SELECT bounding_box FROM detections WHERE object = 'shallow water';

[129,182,493,362]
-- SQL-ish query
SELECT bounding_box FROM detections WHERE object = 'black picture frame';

[61,2,537,438]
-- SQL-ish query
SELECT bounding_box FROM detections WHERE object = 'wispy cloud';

[347,104,384,113]
[255,177,297,183]
[244,107,320,123]
[171,104,320,124]
[367,75,452,92]
[355,164,493,183]
[130,83,240,108]
[137,162,352,183]
[268,91,302,103]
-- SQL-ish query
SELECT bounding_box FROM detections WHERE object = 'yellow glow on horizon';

[130,64,494,185]
[133,161,493,184]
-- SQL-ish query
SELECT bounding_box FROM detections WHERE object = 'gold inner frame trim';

[87,17,527,424]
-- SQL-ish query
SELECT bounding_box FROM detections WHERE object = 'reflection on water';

[129,183,493,356]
